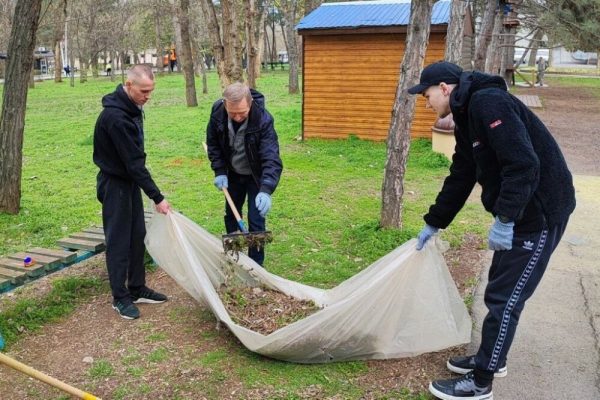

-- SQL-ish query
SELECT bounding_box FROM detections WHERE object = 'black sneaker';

[447,355,507,378]
[131,287,168,304]
[112,300,140,320]
[429,372,493,400]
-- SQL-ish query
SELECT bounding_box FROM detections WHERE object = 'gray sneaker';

[112,300,140,320]
[429,372,493,400]
[447,355,507,378]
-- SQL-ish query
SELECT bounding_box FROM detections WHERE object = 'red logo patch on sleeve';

[489,119,503,128]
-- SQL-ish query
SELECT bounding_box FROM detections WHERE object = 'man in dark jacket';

[409,61,575,400]
[206,82,283,266]
[94,64,171,320]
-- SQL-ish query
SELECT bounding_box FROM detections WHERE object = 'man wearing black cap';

[409,61,575,400]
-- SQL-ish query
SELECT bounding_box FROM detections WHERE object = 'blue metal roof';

[297,0,451,31]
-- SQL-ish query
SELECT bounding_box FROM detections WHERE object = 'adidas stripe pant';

[473,219,569,385]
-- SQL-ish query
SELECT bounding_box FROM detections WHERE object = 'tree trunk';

[221,0,243,83]
[200,0,228,87]
[270,7,277,67]
[54,40,62,82]
[445,0,468,64]
[485,10,503,74]
[528,29,543,67]
[79,61,88,83]
[199,50,208,93]
[281,1,299,93]
[381,0,436,229]
[246,0,258,88]
[171,0,183,71]
[154,4,164,76]
[473,0,497,71]
[263,16,271,72]
[0,0,43,214]
[91,57,99,78]
[178,0,197,106]
[68,15,75,88]
[254,1,267,79]
[500,25,515,84]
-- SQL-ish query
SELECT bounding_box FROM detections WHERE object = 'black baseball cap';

[407,61,463,94]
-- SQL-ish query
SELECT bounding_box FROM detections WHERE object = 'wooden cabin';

[297,0,473,141]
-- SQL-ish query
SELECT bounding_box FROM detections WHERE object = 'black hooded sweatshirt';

[424,71,575,232]
[93,84,164,204]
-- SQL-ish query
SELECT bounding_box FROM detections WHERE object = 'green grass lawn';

[0,70,496,399]
[0,70,489,281]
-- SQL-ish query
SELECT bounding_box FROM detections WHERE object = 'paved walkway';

[469,175,600,399]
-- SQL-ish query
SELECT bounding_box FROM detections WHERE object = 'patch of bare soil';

[220,286,320,335]
[521,84,600,176]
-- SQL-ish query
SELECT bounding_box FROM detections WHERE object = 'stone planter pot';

[431,114,455,160]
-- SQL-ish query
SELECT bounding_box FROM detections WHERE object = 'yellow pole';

[0,352,101,399]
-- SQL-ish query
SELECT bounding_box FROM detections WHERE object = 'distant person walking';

[93,64,171,320]
[169,45,177,72]
[106,61,112,76]
[536,56,547,86]
[64,65,70,77]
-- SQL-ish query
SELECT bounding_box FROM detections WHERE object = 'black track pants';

[474,219,569,385]
[97,172,146,301]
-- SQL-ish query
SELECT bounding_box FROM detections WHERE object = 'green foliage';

[536,0,600,52]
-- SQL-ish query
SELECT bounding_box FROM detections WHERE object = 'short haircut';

[127,64,154,83]
[223,82,252,104]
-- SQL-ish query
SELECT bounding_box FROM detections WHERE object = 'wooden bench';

[0,248,77,293]
[514,94,542,108]
[1,211,156,293]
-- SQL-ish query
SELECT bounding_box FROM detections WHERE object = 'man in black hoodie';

[206,82,283,266]
[94,64,171,320]
[408,61,575,400]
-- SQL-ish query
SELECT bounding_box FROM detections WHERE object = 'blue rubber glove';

[0,331,5,350]
[488,216,514,251]
[416,224,439,250]
[255,192,272,218]
[214,175,228,190]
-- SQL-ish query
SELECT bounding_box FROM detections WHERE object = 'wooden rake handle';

[0,352,101,399]
[222,187,248,232]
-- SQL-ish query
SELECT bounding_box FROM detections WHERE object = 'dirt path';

[524,84,600,176]
[0,78,597,399]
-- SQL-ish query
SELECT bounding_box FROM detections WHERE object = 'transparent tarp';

[145,212,471,363]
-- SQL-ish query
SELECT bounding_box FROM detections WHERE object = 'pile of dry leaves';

[219,285,321,335]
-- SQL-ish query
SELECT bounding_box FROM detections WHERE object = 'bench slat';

[57,238,105,252]
[0,258,46,277]
[27,247,77,263]
[69,232,105,242]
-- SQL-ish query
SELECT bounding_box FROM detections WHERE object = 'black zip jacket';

[93,84,164,204]
[206,89,283,195]
[424,71,575,232]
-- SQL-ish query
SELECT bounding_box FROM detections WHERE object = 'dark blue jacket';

[206,89,282,195]
[93,84,164,204]
[424,71,575,232]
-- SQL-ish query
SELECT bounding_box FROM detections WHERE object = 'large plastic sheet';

[145,212,471,363]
